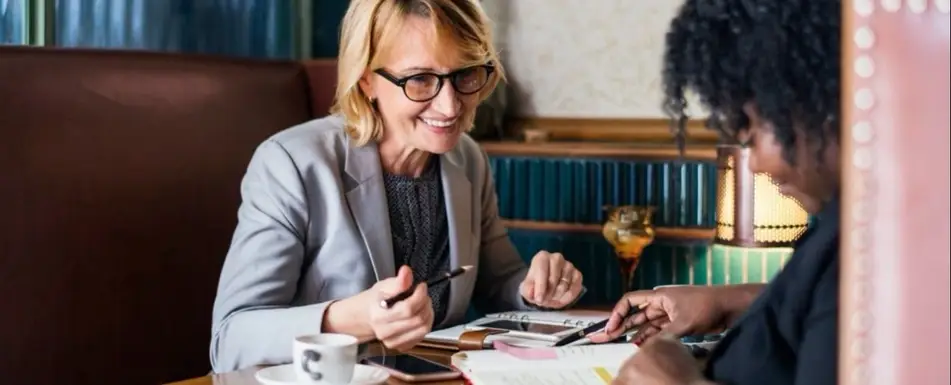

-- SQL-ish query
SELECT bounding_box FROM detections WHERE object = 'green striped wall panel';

[478,153,794,316]
[311,1,348,58]
[633,243,793,287]
[487,156,718,228]
[502,230,792,307]
[706,244,793,285]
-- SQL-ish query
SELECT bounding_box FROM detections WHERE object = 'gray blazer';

[210,115,532,372]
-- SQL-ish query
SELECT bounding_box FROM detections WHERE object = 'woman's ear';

[358,71,375,100]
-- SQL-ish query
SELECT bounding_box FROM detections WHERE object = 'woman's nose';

[430,81,461,116]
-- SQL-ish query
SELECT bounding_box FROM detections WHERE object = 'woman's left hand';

[520,251,584,308]
[613,333,711,385]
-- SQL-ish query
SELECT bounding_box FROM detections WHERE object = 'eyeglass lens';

[403,66,490,101]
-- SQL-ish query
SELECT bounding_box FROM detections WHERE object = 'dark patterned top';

[382,158,451,325]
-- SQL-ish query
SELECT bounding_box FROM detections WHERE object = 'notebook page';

[424,324,556,348]
[466,366,620,385]
[453,343,637,372]
[424,324,467,344]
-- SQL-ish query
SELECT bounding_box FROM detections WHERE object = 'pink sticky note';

[492,341,559,360]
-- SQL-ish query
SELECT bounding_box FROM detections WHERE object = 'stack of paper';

[451,343,638,385]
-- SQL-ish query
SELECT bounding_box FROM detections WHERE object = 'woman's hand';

[324,265,434,351]
[367,265,435,351]
[520,251,584,309]
[588,285,732,344]
[612,333,712,385]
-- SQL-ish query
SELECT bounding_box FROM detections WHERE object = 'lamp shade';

[715,145,810,247]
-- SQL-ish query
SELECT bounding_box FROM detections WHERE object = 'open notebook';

[424,310,612,349]
[480,310,612,327]
[451,343,638,385]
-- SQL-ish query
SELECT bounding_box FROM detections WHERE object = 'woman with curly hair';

[589,0,842,384]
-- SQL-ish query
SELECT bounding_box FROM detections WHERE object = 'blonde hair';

[331,0,505,146]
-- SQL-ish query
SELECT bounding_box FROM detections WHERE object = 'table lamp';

[712,145,810,283]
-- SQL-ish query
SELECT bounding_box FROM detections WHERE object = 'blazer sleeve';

[209,140,328,373]
[793,257,839,385]
[470,148,534,314]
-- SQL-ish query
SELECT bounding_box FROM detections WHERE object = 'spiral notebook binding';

[498,312,518,321]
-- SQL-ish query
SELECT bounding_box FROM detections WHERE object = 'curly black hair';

[663,0,841,165]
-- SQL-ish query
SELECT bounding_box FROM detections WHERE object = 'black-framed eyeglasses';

[374,64,495,103]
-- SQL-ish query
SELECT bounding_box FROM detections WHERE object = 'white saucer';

[254,364,389,385]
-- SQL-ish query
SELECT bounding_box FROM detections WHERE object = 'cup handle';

[301,350,323,381]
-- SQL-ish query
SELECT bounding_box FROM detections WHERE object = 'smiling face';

[738,103,840,214]
[359,15,489,154]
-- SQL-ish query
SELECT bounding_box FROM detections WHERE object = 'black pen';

[380,265,473,309]
[553,304,645,347]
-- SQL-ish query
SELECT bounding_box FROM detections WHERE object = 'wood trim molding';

[507,117,719,143]
[481,141,718,161]
[502,219,715,242]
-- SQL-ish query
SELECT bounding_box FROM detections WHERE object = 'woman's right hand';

[588,285,735,344]
[323,265,434,351]
[365,265,435,351]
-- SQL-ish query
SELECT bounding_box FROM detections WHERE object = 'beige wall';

[483,0,706,119]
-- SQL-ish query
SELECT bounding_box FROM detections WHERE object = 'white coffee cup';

[293,334,359,384]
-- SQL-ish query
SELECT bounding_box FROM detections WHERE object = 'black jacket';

[705,197,840,385]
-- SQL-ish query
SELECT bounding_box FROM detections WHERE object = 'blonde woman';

[209,0,585,373]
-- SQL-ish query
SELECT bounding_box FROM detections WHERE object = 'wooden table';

[168,307,623,385]
[165,345,464,385]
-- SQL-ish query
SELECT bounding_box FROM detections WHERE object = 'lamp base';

[617,256,640,293]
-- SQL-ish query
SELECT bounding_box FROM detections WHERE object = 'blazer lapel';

[343,141,395,282]
[440,149,475,325]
